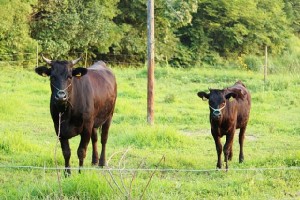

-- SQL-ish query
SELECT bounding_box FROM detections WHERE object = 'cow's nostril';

[56,90,67,100]
[213,110,221,116]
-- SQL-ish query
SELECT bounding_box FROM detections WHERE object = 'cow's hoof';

[64,169,71,177]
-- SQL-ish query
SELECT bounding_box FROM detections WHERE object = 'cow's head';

[35,55,88,109]
[197,88,244,119]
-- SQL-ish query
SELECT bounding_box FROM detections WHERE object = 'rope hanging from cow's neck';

[67,100,73,109]
[51,83,72,92]
[209,102,226,116]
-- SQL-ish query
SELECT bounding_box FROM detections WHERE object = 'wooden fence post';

[264,45,268,83]
[147,0,155,125]
[36,43,39,67]
[85,49,88,68]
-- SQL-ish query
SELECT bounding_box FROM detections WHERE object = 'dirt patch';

[181,129,210,136]
[245,134,258,141]
[181,129,258,141]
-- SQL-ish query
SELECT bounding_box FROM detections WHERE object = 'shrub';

[244,55,263,72]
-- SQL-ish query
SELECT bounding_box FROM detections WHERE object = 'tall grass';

[0,65,299,199]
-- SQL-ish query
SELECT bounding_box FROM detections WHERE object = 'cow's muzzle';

[52,83,71,103]
[55,90,67,102]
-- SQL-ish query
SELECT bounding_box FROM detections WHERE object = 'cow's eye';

[50,76,56,81]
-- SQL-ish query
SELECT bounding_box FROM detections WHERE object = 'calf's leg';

[224,133,234,170]
[239,127,246,163]
[212,134,222,169]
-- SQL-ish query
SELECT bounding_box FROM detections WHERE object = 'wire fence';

[0,165,299,173]
[0,51,146,68]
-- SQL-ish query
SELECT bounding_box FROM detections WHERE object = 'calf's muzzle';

[210,102,226,118]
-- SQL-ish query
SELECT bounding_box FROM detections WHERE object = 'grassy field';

[0,65,299,199]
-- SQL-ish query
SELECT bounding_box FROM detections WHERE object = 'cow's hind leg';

[239,126,246,163]
[99,116,112,167]
[228,146,233,161]
[91,128,99,165]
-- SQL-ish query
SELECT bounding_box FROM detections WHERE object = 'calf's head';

[197,88,243,119]
[35,55,87,108]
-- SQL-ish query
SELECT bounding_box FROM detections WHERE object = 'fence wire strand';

[0,165,299,173]
[0,52,145,67]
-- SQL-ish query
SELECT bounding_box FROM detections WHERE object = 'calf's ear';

[225,89,244,99]
[72,67,88,77]
[35,66,51,77]
[225,92,237,100]
[197,91,209,100]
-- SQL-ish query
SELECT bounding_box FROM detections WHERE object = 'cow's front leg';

[60,138,71,176]
[224,132,235,170]
[77,128,92,173]
[212,133,222,169]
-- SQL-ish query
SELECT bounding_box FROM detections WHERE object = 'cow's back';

[71,61,117,127]
[230,81,251,128]
[87,61,117,100]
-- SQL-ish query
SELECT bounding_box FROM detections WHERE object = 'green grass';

[0,66,299,199]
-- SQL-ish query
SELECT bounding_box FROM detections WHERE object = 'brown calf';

[197,81,251,169]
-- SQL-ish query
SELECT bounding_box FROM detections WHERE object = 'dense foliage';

[0,0,37,64]
[0,0,299,67]
[31,0,122,59]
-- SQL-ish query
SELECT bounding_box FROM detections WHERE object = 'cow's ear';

[72,67,88,77]
[35,66,51,77]
[197,91,209,101]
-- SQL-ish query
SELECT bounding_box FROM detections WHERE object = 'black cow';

[197,81,251,169]
[35,56,117,175]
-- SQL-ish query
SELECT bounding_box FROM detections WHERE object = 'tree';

[109,0,148,65]
[113,0,198,66]
[155,0,198,66]
[284,0,300,36]
[23,0,299,67]
[178,0,291,66]
[0,0,38,66]
[31,0,122,59]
